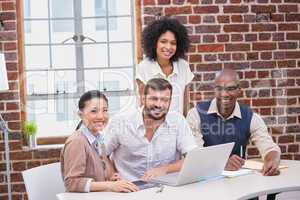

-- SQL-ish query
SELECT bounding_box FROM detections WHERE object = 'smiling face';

[214,70,240,118]
[143,88,171,121]
[156,31,177,62]
[79,98,109,134]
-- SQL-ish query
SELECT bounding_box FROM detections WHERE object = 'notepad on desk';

[222,169,253,178]
[242,160,288,171]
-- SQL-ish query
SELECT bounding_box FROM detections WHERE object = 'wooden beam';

[134,0,143,63]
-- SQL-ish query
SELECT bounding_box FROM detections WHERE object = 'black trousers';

[248,193,277,200]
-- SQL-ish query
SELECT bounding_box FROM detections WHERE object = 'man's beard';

[144,106,168,120]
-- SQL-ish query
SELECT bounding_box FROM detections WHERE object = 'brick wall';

[0,0,299,199]
[0,1,61,199]
[141,0,300,160]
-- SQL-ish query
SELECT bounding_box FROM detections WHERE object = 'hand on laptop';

[225,155,245,171]
[141,166,168,181]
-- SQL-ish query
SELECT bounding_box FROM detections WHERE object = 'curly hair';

[142,17,190,62]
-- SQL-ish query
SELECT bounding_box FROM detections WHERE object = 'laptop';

[150,142,234,186]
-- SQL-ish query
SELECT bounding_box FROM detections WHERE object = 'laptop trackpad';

[151,172,179,185]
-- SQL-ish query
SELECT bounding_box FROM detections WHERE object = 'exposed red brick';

[6,102,19,110]
[225,43,250,52]
[278,23,298,31]
[286,14,300,21]
[165,6,192,15]
[216,34,229,42]
[279,145,287,153]
[204,54,217,62]
[232,53,245,61]
[247,52,259,60]
[251,61,276,69]
[277,79,295,87]
[251,5,276,13]
[196,63,222,71]
[288,144,299,153]
[259,107,271,115]
[218,53,231,61]
[271,126,284,135]
[203,15,215,23]
[195,25,221,33]
[223,5,248,13]
[193,6,219,14]
[278,5,298,12]
[259,33,271,41]
[198,44,224,52]
[260,52,272,60]
[217,15,230,23]
[287,88,300,96]
[231,15,243,23]
[278,135,295,144]
[244,71,256,79]
[278,42,298,49]
[8,121,21,131]
[143,7,163,15]
[252,98,276,106]
[287,33,300,40]
[1,2,15,10]
[247,147,259,156]
[0,32,17,41]
[253,42,276,51]
[187,0,199,3]
[245,34,257,42]
[157,0,170,4]
[0,92,19,100]
[172,0,185,4]
[244,15,256,23]
[272,32,285,41]
[224,24,249,32]
[189,54,202,63]
[188,15,201,24]
[252,24,276,32]
[230,0,241,3]
[271,14,284,22]
[203,35,215,43]
[143,0,155,6]
[224,62,249,70]
[231,34,243,42]
[278,60,296,68]
[257,71,270,78]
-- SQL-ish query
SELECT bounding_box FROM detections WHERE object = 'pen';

[240,145,243,159]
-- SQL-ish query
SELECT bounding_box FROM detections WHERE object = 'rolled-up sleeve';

[186,108,205,147]
[250,113,281,159]
[62,139,92,192]
[176,115,197,154]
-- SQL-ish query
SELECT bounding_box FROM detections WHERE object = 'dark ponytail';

[75,90,108,130]
[75,120,83,131]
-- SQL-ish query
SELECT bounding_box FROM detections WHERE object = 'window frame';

[17,0,142,145]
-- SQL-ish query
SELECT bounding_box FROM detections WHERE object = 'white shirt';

[136,58,194,114]
[104,108,197,181]
[186,98,281,159]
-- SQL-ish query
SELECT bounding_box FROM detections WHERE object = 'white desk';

[57,160,300,200]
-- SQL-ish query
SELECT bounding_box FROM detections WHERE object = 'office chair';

[22,162,65,200]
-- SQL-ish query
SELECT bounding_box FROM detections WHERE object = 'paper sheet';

[243,160,288,171]
[222,169,253,178]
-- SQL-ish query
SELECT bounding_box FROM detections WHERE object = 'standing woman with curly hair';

[136,17,194,115]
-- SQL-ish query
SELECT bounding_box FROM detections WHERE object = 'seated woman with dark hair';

[60,90,138,193]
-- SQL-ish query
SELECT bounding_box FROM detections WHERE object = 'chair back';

[22,162,65,200]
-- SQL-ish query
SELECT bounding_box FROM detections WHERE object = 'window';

[23,0,136,141]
